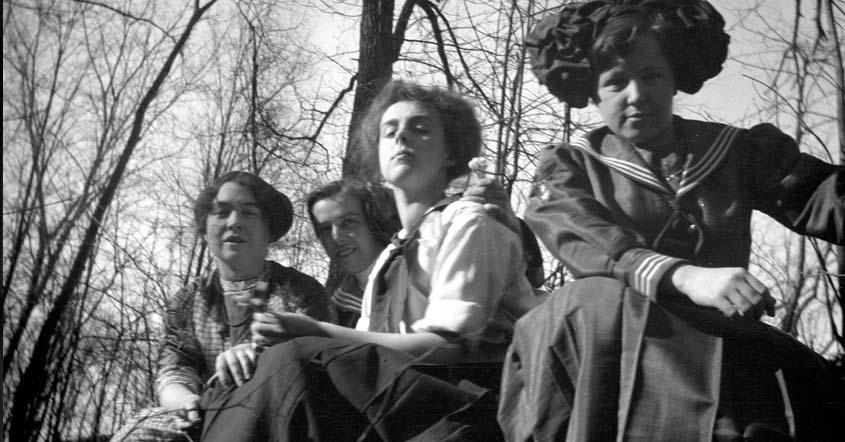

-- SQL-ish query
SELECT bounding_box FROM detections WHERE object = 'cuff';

[623,249,687,301]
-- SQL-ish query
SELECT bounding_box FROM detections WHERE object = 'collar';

[571,117,740,197]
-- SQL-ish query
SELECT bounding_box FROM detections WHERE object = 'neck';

[217,259,265,281]
[392,184,446,231]
[354,261,376,289]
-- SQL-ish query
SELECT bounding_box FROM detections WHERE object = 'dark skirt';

[498,276,843,442]
[200,337,503,442]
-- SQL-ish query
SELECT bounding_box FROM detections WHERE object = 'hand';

[232,281,269,309]
[214,343,257,387]
[250,312,324,347]
[159,384,201,428]
[462,177,520,234]
[670,265,775,319]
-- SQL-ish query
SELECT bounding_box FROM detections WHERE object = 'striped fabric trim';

[677,125,740,197]
[570,137,672,195]
[331,287,363,313]
[570,125,740,197]
[633,253,675,296]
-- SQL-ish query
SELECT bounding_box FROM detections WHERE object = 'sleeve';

[155,284,204,396]
[410,202,526,346]
[524,144,686,301]
[744,123,844,244]
[266,268,331,321]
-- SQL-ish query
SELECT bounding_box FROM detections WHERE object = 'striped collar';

[570,118,741,197]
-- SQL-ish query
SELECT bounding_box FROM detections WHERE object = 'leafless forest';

[3,0,842,440]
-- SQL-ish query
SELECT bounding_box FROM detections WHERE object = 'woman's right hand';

[159,384,202,428]
[214,343,257,387]
[669,265,775,319]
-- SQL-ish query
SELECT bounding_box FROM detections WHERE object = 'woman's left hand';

[250,312,325,347]
[462,177,520,234]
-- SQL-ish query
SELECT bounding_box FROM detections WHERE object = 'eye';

[643,71,663,82]
[243,207,260,218]
[316,225,330,237]
[381,126,396,138]
[412,121,431,133]
[341,218,358,229]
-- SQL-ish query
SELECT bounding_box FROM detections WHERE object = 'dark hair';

[194,171,293,242]
[306,180,400,247]
[355,79,482,182]
[525,0,729,108]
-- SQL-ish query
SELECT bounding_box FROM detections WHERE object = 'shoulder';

[421,199,516,244]
[168,273,211,310]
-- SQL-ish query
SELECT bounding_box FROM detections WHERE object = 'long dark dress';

[498,117,844,441]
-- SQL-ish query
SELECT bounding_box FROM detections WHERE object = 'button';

[688,223,698,233]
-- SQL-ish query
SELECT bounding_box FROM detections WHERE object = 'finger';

[743,272,768,294]
[712,295,738,318]
[184,399,200,422]
[236,348,255,382]
[223,350,245,386]
[252,318,284,336]
[252,312,282,324]
[215,355,233,387]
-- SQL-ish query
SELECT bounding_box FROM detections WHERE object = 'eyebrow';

[381,115,434,127]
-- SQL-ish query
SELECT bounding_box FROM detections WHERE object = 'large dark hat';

[525,0,729,108]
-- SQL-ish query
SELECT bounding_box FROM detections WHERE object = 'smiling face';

[311,193,383,275]
[205,182,270,278]
[595,34,676,147]
[378,100,452,197]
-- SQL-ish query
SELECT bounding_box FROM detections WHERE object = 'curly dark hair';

[354,79,482,183]
[525,0,729,108]
[194,171,293,242]
[306,180,400,248]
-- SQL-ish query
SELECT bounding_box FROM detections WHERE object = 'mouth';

[392,150,414,161]
[223,235,246,244]
[336,245,355,259]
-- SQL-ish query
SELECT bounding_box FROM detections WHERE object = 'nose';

[395,123,409,144]
[226,210,243,229]
[626,79,645,105]
[331,224,351,242]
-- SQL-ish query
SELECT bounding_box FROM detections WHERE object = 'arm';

[526,143,774,319]
[745,123,843,244]
[252,202,531,363]
[155,284,205,417]
[525,144,685,301]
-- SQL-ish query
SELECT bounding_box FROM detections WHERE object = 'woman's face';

[378,100,451,195]
[595,34,676,146]
[311,193,383,275]
[205,182,270,276]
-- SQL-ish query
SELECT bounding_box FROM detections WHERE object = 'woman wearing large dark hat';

[499,1,844,440]
[111,171,330,441]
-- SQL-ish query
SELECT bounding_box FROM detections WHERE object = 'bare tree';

[3,0,218,439]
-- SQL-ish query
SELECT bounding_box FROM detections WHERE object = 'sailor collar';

[570,117,741,198]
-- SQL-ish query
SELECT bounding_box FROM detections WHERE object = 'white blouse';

[356,199,535,357]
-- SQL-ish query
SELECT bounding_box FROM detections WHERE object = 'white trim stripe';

[634,253,673,296]
[678,126,740,196]
[571,137,671,194]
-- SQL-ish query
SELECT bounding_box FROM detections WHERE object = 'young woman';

[499,1,844,441]
[111,171,329,442]
[200,80,539,441]
[306,181,399,327]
